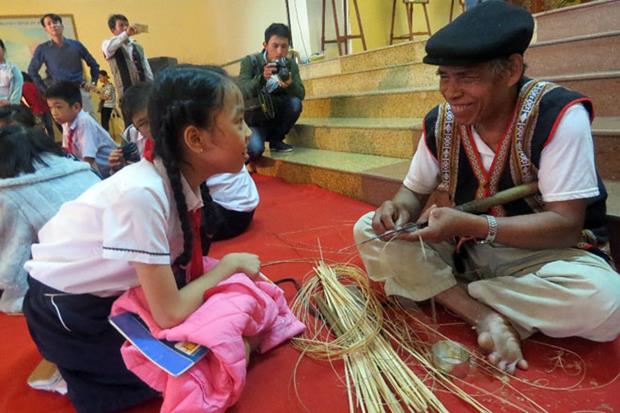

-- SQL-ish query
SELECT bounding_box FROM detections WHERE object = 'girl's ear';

[182,125,207,154]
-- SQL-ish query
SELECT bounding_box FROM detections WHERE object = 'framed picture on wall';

[0,14,78,73]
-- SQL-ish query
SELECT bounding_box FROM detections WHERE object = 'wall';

[347,0,463,54]
[0,0,289,78]
[1,0,462,76]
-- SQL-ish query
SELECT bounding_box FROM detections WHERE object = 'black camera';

[121,142,141,163]
[271,57,290,81]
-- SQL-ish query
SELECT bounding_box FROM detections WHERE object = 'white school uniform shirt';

[62,109,118,177]
[403,104,600,202]
[0,63,13,101]
[25,158,203,297]
[121,125,148,157]
[206,165,259,212]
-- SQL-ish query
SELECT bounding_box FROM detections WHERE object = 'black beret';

[423,1,534,66]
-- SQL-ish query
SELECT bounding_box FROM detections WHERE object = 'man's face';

[131,109,151,139]
[47,98,80,125]
[263,35,290,62]
[112,19,129,36]
[43,16,64,38]
[437,63,510,127]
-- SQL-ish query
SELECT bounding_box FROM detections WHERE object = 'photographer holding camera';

[239,23,305,160]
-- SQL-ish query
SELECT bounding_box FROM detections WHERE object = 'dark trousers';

[212,206,255,241]
[100,107,113,132]
[23,276,159,413]
[245,95,302,160]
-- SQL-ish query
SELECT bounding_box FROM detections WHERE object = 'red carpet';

[1,174,619,413]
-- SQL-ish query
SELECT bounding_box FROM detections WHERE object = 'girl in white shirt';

[23,65,260,413]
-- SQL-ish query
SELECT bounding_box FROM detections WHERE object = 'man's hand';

[126,25,137,36]
[402,206,485,244]
[263,63,277,81]
[371,200,411,240]
[278,76,293,89]
[0,99,9,107]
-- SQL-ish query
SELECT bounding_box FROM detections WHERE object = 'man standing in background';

[102,14,153,100]
[28,13,99,116]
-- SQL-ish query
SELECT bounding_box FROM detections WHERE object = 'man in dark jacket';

[238,23,305,160]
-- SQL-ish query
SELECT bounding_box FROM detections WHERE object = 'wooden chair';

[321,0,367,56]
[449,0,465,22]
[389,0,432,45]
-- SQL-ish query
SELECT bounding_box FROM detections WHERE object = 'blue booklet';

[109,312,209,377]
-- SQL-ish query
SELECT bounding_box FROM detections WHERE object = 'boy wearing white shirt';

[46,81,117,178]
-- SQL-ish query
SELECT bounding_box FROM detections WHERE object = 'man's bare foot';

[476,313,528,374]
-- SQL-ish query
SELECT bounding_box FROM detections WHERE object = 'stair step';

[256,147,620,215]
[304,62,437,97]
[299,40,427,80]
[544,71,620,117]
[607,180,620,217]
[255,147,407,206]
[288,116,620,177]
[534,0,620,43]
[303,87,442,118]
[289,117,422,159]
[594,117,620,180]
[302,72,619,119]
[298,0,620,82]
[526,31,620,78]
[302,31,620,99]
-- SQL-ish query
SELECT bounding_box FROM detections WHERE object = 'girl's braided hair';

[147,65,233,267]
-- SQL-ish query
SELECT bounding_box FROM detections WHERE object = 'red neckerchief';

[143,140,204,282]
[143,137,154,161]
[188,209,204,282]
[65,127,76,155]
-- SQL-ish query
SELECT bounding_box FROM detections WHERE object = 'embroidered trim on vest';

[436,103,459,198]
[509,80,558,212]
[435,79,556,215]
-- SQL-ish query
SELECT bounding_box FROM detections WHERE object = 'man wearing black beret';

[354,1,620,373]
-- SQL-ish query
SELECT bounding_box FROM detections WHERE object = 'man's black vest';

[423,78,607,240]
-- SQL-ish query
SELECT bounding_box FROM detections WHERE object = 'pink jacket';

[110,258,305,413]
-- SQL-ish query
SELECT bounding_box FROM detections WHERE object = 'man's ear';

[72,102,82,112]
[262,41,267,50]
[506,53,524,87]
[182,125,207,154]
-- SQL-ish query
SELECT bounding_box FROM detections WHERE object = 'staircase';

[254,0,620,260]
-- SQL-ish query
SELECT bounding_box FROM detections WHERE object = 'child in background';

[0,39,23,107]
[20,72,55,137]
[0,125,99,313]
[45,81,117,177]
[110,80,259,239]
[23,65,298,413]
[107,81,152,172]
[97,70,116,132]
